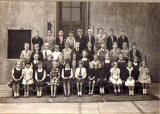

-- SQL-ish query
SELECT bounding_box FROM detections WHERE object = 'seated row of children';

[11,40,151,98]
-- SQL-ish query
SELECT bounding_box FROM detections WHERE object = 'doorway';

[58,2,88,37]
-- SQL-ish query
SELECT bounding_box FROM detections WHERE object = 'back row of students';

[11,28,151,98]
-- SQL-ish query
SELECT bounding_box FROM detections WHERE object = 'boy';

[42,42,52,60]
[75,61,87,96]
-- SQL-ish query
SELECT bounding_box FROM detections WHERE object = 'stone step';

[0,84,12,97]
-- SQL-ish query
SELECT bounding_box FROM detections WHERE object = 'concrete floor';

[0,83,159,114]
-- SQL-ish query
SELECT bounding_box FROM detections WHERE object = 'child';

[35,62,46,97]
[118,53,127,81]
[30,44,43,62]
[104,53,111,81]
[66,31,76,49]
[81,50,89,72]
[62,42,72,62]
[132,56,140,81]
[125,61,135,96]
[75,61,87,97]
[96,62,106,95]
[110,62,122,94]
[61,62,73,96]
[31,53,40,82]
[97,43,109,62]
[91,54,99,69]
[121,42,129,63]
[86,42,94,61]
[58,55,64,78]
[22,60,33,98]
[110,42,120,62]
[88,62,96,95]
[86,29,95,50]
[50,61,60,97]
[138,61,151,94]
[43,55,53,84]
[42,42,52,60]
[20,43,31,62]
[73,42,82,62]
[95,28,106,50]
[12,60,23,98]
[52,45,62,61]
[71,53,78,78]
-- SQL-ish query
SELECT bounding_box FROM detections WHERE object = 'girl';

[132,56,140,81]
[97,43,109,62]
[91,54,99,69]
[104,53,111,81]
[75,61,87,97]
[88,62,96,95]
[22,60,33,98]
[20,43,31,63]
[62,42,72,62]
[110,42,120,62]
[71,53,78,78]
[35,62,46,97]
[31,53,40,82]
[125,61,135,96]
[61,62,73,96]
[42,42,52,60]
[96,62,106,95]
[121,42,129,63]
[86,42,94,61]
[50,61,60,97]
[118,53,127,81]
[81,50,89,72]
[12,60,23,98]
[110,62,122,94]
[43,55,53,84]
[138,61,151,94]
[30,44,43,62]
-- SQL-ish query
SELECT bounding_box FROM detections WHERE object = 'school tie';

[79,68,82,78]
[45,50,47,59]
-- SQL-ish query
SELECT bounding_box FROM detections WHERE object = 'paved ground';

[0,83,159,114]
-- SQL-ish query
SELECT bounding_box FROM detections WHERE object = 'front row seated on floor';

[10,56,151,98]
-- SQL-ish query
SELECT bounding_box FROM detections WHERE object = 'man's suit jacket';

[129,49,141,62]
[106,35,117,50]
[86,35,95,50]
[55,36,65,52]
[118,35,129,49]
[75,35,86,50]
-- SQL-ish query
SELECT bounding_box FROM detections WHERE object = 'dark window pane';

[62,8,71,22]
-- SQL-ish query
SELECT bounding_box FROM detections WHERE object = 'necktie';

[79,68,82,78]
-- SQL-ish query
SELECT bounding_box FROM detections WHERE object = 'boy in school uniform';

[75,61,87,97]
[97,43,109,62]
[106,29,117,51]
[118,30,129,50]
[42,42,52,60]
[75,28,86,51]
[73,42,82,62]
[86,42,94,61]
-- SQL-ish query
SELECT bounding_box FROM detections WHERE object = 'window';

[8,30,31,59]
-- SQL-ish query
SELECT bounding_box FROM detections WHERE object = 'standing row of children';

[11,28,151,98]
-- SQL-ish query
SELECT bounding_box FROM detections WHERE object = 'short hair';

[24,43,29,46]
[38,61,43,66]
[88,29,93,32]
[132,42,137,46]
[69,30,73,34]
[97,28,103,32]
[79,60,83,65]
[54,45,59,49]
[25,60,31,65]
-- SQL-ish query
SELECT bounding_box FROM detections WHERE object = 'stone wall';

[90,2,160,82]
[0,0,57,83]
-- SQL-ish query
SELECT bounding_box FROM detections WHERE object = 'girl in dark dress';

[96,62,106,95]
[86,42,94,61]
[61,62,73,96]
[35,62,46,97]
[81,50,90,72]
[118,53,127,81]
[12,60,23,98]
[30,44,43,62]
[104,53,111,81]
[132,56,140,81]
[88,62,96,95]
